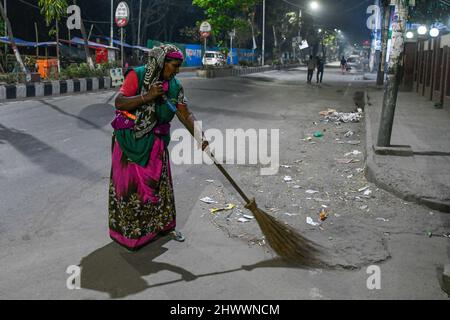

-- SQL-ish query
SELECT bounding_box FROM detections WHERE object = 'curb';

[364,90,450,213]
[197,64,300,78]
[0,77,113,101]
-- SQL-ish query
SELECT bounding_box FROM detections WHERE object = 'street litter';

[319,209,329,222]
[356,168,364,173]
[313,131,324,138]
[346,140,361,145]
[376,218,389,222]
[336,158,360,164]
[306,190,319,194]
[243,215,254,220]
[344,130,355,137]
[205,179,215,183]
[200,197,218,204]
[345,150,362,156]
[301,137,313,142]
[347,174,353,179]
[359,205,368,210]
[322,109,363,123]
[210,203,236,214]
[306,217,321,226]
[284,176,293,182]
[293,185,302,189]
[284,212,298,217]
[281,165,291,168]
[363,189,372,196]
[238,218,250,223]
[319,109,337,116]
[358,186,370,192]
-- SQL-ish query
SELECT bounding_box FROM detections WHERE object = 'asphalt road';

[0,68,449,299]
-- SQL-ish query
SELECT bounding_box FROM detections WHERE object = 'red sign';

[115,18,128,28]
[200,32,211,38]
[115,2,129,28]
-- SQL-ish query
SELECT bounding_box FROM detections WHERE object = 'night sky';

[299,0,374,44]
[10,0,373,45]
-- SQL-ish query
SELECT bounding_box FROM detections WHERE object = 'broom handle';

[167,101,251,204]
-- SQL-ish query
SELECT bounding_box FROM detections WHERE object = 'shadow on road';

[0,123,101,181]
[39,100,113,135]
[78,238,310,299]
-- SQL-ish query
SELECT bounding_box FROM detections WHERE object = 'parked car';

[346,55,362,70]
[202,51,227,67]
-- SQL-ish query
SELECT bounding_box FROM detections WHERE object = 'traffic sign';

[200,31,211,39]
[115,2,130,28]
[200,21,212,33]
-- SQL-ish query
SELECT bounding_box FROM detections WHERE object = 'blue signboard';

[184,44,203,67]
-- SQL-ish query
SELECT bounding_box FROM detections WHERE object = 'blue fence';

[147,39,256,67]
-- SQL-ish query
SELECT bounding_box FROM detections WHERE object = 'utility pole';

[110,0,114,47]
[377,1,391,85]
[262,0,265,66]
[4,0,6,68]
[377,0,408,147]
[137,0,142,46]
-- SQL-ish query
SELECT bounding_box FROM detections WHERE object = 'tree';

[192,0,261,45]
[409,0,450,24]
[38,0,68,75]
[0,2,27,76]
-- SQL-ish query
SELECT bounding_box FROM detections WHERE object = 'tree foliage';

[192,0,261,44]
[38,0,68,36]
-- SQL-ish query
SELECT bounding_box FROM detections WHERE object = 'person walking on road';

[307,55,316,84]
[110,44,204,251]
[340,56,347,75]
[316,56,325,84]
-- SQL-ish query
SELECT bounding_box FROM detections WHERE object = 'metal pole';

[4,0,6,66]
[34,22,39,59]
[230,33,233,65]
[110,0,114,47]
[121,27,124,68]
[262,0,265,66]
[87,24,94,42]
[137,0,142,46]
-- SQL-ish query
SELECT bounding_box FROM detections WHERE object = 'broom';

[166,100,322,267]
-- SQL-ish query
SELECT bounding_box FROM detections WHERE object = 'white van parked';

[202,51,227,67]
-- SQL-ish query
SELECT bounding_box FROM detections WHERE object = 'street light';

[417,25,427,35]
[310,1,320,11]
[406,31,414,39]
[429,27,440,38]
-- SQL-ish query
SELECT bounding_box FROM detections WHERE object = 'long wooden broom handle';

[167,101,252,205]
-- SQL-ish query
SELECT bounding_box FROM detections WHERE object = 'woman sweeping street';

[109,44,200,251]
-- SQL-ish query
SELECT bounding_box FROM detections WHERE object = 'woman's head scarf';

[133,44,184,139]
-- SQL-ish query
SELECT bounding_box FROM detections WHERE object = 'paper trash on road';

[210,203,236,214]
[284,213,298,217]
[306,190,319,194]
[323,110,363,123]
[243,215,254,219]
[306,217,320,226]
[238,217,250,223]
[319,109,337,116]
[363,189,372,196]
[345,150,362,156]
[358,186,370,192]
[200,197,218,204]
[344,130,355,137]
[205,179,215,183]
[284,176,293,182]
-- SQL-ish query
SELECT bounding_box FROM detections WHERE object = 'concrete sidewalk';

[365,87,450,212]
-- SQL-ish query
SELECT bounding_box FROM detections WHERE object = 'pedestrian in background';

[307,55,316,84]
[316,56,325,84]
[340,56,347,75]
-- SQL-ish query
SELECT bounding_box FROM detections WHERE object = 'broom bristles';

[246,199,323,267]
